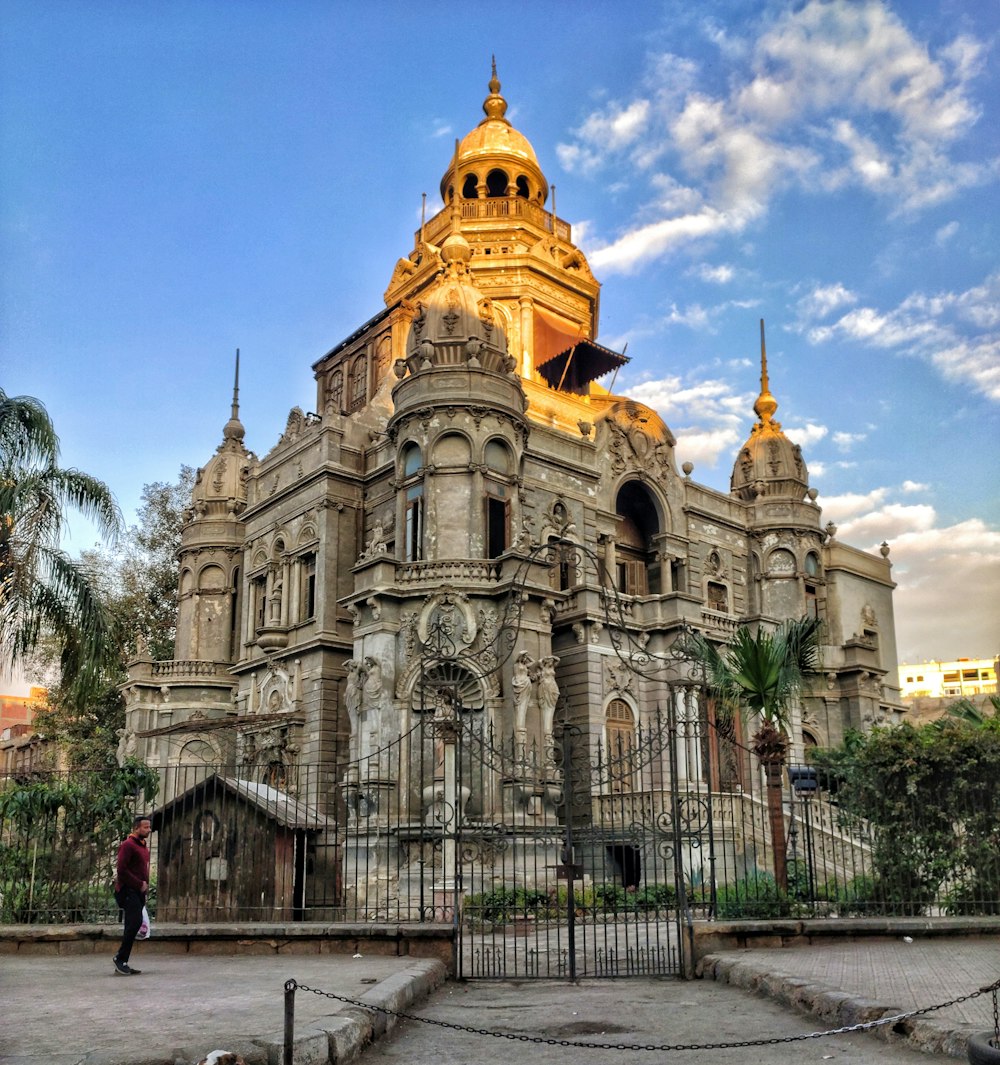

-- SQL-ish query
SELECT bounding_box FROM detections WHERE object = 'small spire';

[753,318,778,426]
[223,348,246,443]
[759,318,769,394]
[483,57,508,122]
[231,348,240,421]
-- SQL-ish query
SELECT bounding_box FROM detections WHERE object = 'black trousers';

[116,887,145,964]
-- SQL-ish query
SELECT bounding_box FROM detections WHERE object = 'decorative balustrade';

[150,660,233,680]
[397,559,502,585]
[424,199,572,244]
[700,608,740,634]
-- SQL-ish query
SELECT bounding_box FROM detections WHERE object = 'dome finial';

[753,318,778,425]
[483,56,508,122]
[223,348,246,442]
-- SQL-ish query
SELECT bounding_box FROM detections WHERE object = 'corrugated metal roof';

[151,774,327,831]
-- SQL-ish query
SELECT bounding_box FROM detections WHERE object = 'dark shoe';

[113,955,131,975]
[126,964,142,974]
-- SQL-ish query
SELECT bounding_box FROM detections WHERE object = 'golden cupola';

[439,59,548,207]
[731,321,810,502]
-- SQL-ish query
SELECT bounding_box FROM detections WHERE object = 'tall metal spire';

[223,348,245,442]
[753,318,778,426]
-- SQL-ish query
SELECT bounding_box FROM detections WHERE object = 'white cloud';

[589,206,732,274]
[836,502,938,541]
[565,0,992,273]
[832,430,866,450]
[692,262,735,284]
[935,220,959,245]
[870,518,1000,660]
[817,488,1000,659]
[796,282,858,320]
[807,271,1000,401]
[785,422,829,447]
[816,487,890,522]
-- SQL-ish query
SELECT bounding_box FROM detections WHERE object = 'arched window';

[349,354,367,410]
[483,439,514,558]
[614,482,661,595]
[485,168,509,197]
[605,699,636,794]
[515,175,529,199]
[707,581,729,613]
[462,173,478,199]
[400,443,424,562]
[804,551,820,576]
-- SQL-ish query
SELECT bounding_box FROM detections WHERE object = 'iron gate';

[453,695,719,979]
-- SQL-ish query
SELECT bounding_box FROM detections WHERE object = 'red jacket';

[115,833,150,894]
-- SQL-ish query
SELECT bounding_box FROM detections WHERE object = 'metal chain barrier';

[286,976,1000,1053]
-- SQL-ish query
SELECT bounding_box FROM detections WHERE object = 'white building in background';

[899,658,997,701]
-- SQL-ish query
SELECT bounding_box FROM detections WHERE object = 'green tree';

[811,714,1000,914]
[34,467,193,767]
[686,616,822,889]
[0,387,122,702]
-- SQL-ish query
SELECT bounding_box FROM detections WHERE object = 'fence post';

[283,979,295,1065]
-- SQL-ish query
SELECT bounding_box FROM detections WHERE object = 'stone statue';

[115,727,138,767]
[537,656,560,737]
[511,651,535,736]
[344,659,364,753]
[362,655,385,755]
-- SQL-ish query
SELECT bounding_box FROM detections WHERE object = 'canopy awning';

[537,339,629,391]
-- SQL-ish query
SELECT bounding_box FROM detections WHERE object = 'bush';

[716,871,790,919]
[633,883,677,913]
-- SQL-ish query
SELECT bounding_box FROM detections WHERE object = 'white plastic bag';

[136,905,151,939]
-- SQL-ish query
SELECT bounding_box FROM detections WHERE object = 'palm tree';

[1,387,122,701]
[686,616,822,889]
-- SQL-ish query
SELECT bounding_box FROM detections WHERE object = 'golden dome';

[731,321,810,502]
[439,61,548,204]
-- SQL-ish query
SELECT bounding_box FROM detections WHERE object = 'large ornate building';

[124,70,903,861]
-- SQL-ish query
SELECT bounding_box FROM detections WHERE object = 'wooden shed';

[150,775,327,921]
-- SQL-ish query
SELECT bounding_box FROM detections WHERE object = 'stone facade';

[123,70,904,818]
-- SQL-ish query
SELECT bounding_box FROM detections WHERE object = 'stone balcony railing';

[146,660,234,681]
[424,198,572,245]
[700,608,740,634]
[396,559,503,585]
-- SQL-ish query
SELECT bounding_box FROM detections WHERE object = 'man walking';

[113,814,151,975]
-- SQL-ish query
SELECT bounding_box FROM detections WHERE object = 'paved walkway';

[701,936,1000,1057]
[0,935,997,1063]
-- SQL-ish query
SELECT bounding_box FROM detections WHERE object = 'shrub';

[716,871,789,919]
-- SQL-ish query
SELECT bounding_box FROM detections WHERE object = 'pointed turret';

[731,321,810,502]
[190,351,253,517]
[175,351,254,663]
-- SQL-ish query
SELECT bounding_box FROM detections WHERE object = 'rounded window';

[805,552,820,576]
[432,432,472,466]
[515,175,529,199]
[401,442,422,478]
[486,168,509,197]
[484,439,513,475]
[462,174,478,199]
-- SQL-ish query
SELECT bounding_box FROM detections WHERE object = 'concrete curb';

[698,952,982,1060]
[69,958,448,1065]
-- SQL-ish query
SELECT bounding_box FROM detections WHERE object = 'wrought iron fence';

[1,715,997,928]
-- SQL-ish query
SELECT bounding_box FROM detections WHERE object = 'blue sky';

[2,0,997,668]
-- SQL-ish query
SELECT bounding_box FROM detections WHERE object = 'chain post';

[992,983,999,1044]
[283,978,296,1065]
